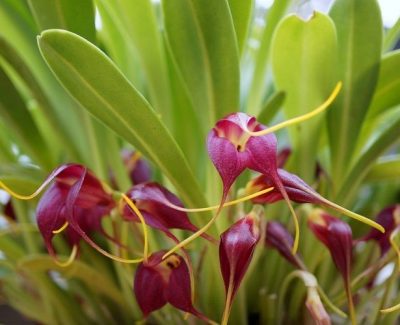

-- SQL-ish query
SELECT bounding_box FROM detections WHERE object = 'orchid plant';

[0,0,400,324]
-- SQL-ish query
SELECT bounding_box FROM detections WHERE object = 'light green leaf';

[163,0,239,128]
[383,18,400,53]
[337,115,400,204]
[365,155,400,181]
[228,0,253,55]
[0,67,52,168]
[257,91,285,125]
[0,3,89,163]
[328,0,382,182]
[271,13,337,181]
[0,164,44,194]
[28,0,95,42]
[37,30,208,211]
[245,0,290,115]
[18,254,127,307]
[368,50,400,116]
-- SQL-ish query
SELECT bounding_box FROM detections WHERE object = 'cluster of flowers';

[2,83,398,324]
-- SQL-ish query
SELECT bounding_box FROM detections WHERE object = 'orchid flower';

[134,250,212,323]
[246,168,384,232]
[121,182,216,243]
[0,163,149,266]
[308,209,356,325]
[163,82,343,259]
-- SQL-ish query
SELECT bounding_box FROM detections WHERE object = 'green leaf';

[27,0,95,42]
[245,0,290,115]
[0,163,44,194]
[337,115,400,204]
[18,254,127,307]
[368,50,400,116]
[108,0,173,127]
[37,30,208,211]
[328,0,382,182]
[0,3,89,163]
[0,67,52,168]
[163,0,240,128]
[257,91,286,125]
[383,18,400,53]
[365,155,400,181]
[228,0,253,55]
[271,13,337,181]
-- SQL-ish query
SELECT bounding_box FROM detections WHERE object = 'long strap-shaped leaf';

[38,30,208,209]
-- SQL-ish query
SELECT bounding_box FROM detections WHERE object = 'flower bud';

[219,213,260,324]
[122,150,152,184]
[266,221,303,268]
[359,205,400,255]
[308,209,353,281]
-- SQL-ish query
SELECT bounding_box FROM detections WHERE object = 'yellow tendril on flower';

[0,180,45,200]
[121,193,149,262]
[245,82,342,137]
[53,221,69,234]
[162,187,275,260]
[54,245,78,267]
[165,187,275,212]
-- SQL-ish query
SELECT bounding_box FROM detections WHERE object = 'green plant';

[0,0,399,324]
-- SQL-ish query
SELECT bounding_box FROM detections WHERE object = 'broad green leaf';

[111,0,173,127]
[245,0,290,115]
[365,155,400,181]
[27,0,95,42]
[368,50,400,116]
[37,30,208,211]
[328,0,382,182]
[228,0,253,55]
[163,0,240,128]
[271,13,337,181]
[0,67,52,168]
[18,254,127,307]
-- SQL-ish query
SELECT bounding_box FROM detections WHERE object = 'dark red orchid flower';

[358,205,400,255]
[266,221,304,269]
[219,213,260,324]
[134,250,210,322]
[246,168,383,234]
[122,149,152,185]
[36,164,116,263]
[122,182,215,243]
[308,210,356,324]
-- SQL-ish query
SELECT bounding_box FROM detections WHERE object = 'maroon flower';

[122,150,152,185]
[36,164,116,262]
[266,221,304,269]
[246,168,384,233]
[134,250,210,322]
[122,182,215,243]
[219,213,260,324]
[359,205,400,255]
[308,210,356,324]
